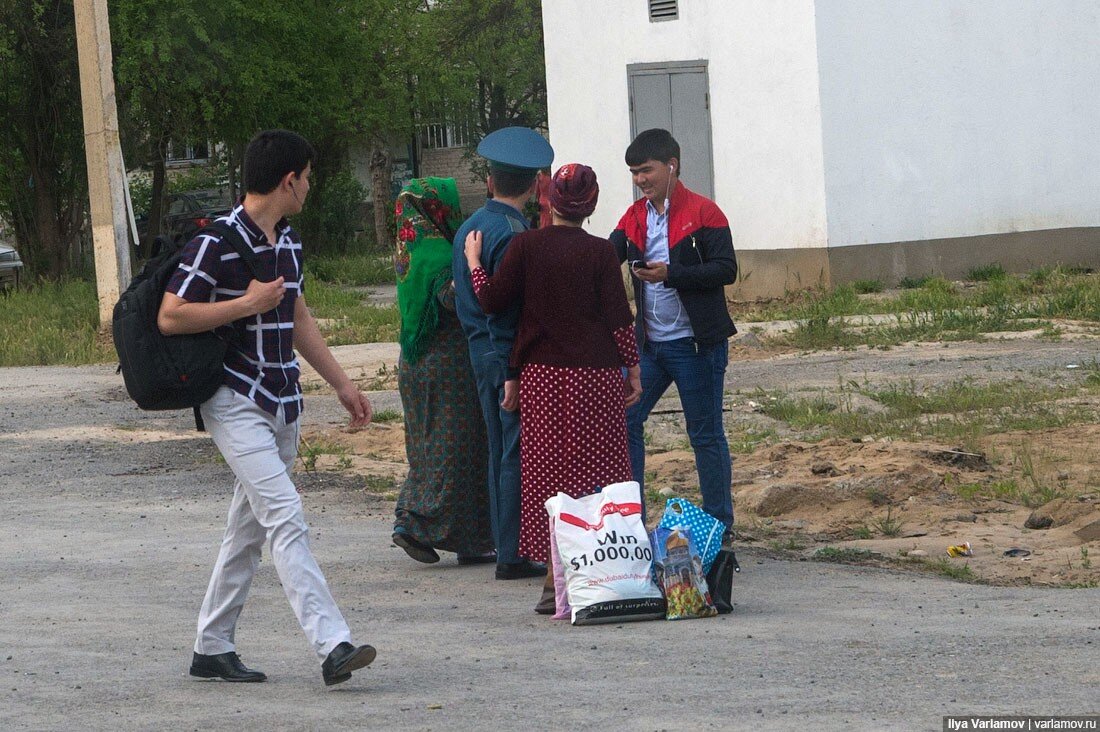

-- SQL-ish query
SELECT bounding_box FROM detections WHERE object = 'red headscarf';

[549,163,599,220]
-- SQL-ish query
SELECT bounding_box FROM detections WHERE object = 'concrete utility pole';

[74,0,131,327]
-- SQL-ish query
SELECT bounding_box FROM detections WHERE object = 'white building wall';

[816,0,1100,247]
[542,0,828,251]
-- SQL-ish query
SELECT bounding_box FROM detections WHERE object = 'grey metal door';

[628,61,714,199]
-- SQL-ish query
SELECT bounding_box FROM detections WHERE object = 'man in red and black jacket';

[609,128,737,533]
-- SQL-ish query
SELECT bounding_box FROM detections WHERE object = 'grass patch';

[727,425,777,454]
[0,266,402,369]
[949,477,1022,503]
[361,474,399,495]
[767,536,807,552]
[867,378,1059,417]
[1012,445,1071,507]
[371,409,403,423]
[920,557,977,582]
[813,546,874,562]
[851,279,884,294]
[1086,364,1100,388]
[756,375,1100,458]
[1036,277,1100,321]
[298,435,349,472]
[308,253,394,287]
[966,263,1007,282]
[898,275,933,289]
[870,507,905,537]
[850,525,873,540]
[786,284,865,349]
[307,279,400,345]
[755,391,838,430]
[742,268,1100,349]
[0,279,115,366]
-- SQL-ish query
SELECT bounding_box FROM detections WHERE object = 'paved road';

[1,360,1097,731]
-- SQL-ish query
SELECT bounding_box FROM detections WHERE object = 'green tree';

[0,0,87,278]
[0,0,455,278]
[429,0,547,137]
[112,0,227,253]
[114,0,433,254]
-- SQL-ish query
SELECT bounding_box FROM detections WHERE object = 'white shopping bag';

[545,481,666,625]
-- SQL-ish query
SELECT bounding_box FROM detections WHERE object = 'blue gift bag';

[657,498,724,573]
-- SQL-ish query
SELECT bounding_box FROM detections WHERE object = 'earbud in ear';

[669,165,675,173]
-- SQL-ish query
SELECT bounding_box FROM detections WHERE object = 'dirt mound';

[297,338,1100,589]
[676,433,1099,587]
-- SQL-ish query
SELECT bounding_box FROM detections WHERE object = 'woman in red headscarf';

[464,163,642,612]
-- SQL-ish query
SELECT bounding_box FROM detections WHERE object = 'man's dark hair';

[243,129,316,194]
[490,167,538,198]
[625,128,681,172]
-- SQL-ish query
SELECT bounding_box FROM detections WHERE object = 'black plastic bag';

[705,548,740,615]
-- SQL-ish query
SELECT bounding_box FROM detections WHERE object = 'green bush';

[851,279,884,294]
[898,274,932,289]
[165,160,229,195]
[128,173,153,220]
[293,169,367,256]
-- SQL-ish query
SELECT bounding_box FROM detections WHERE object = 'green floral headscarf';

[394,177,464,364]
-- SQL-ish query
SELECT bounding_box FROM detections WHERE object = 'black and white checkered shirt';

[166,203,305,423]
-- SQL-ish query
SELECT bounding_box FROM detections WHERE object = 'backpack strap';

[187,220,271,431]
[197,220,272,283]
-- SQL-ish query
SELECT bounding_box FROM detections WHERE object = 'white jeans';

[194,387,352,662]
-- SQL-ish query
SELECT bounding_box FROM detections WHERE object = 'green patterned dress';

[393,178,493,555]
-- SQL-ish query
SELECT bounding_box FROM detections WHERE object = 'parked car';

[0,242,23,290]
[136,189,232,258]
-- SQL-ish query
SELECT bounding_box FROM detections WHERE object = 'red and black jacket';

[609,181,738,347]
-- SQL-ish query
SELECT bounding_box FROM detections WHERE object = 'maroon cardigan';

[471,225,637,370]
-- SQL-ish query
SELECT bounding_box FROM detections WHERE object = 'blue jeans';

[469,350,522,565]
[627,337,733,528]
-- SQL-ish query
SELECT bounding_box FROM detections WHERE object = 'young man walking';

[609,128,738,532]
[159,129,376,686]
[450,127,553,580]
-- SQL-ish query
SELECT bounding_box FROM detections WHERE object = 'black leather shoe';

[495,560,547,580]
[189,652,267,682]
[322,642,377,687]
[392,531,440,564]
[456,550,497,565]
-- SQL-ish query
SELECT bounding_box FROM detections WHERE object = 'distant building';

[347,130,488,235]
[542,0,1100,298]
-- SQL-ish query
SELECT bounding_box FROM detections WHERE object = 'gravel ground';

[1,343,1098,731]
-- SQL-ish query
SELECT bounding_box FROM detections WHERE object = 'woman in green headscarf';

[391,177,494,564]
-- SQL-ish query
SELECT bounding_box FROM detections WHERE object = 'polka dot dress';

[518,362,634,563]
[471,264,640,564]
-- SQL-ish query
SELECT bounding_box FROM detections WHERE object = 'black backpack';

[113,220,267,429]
